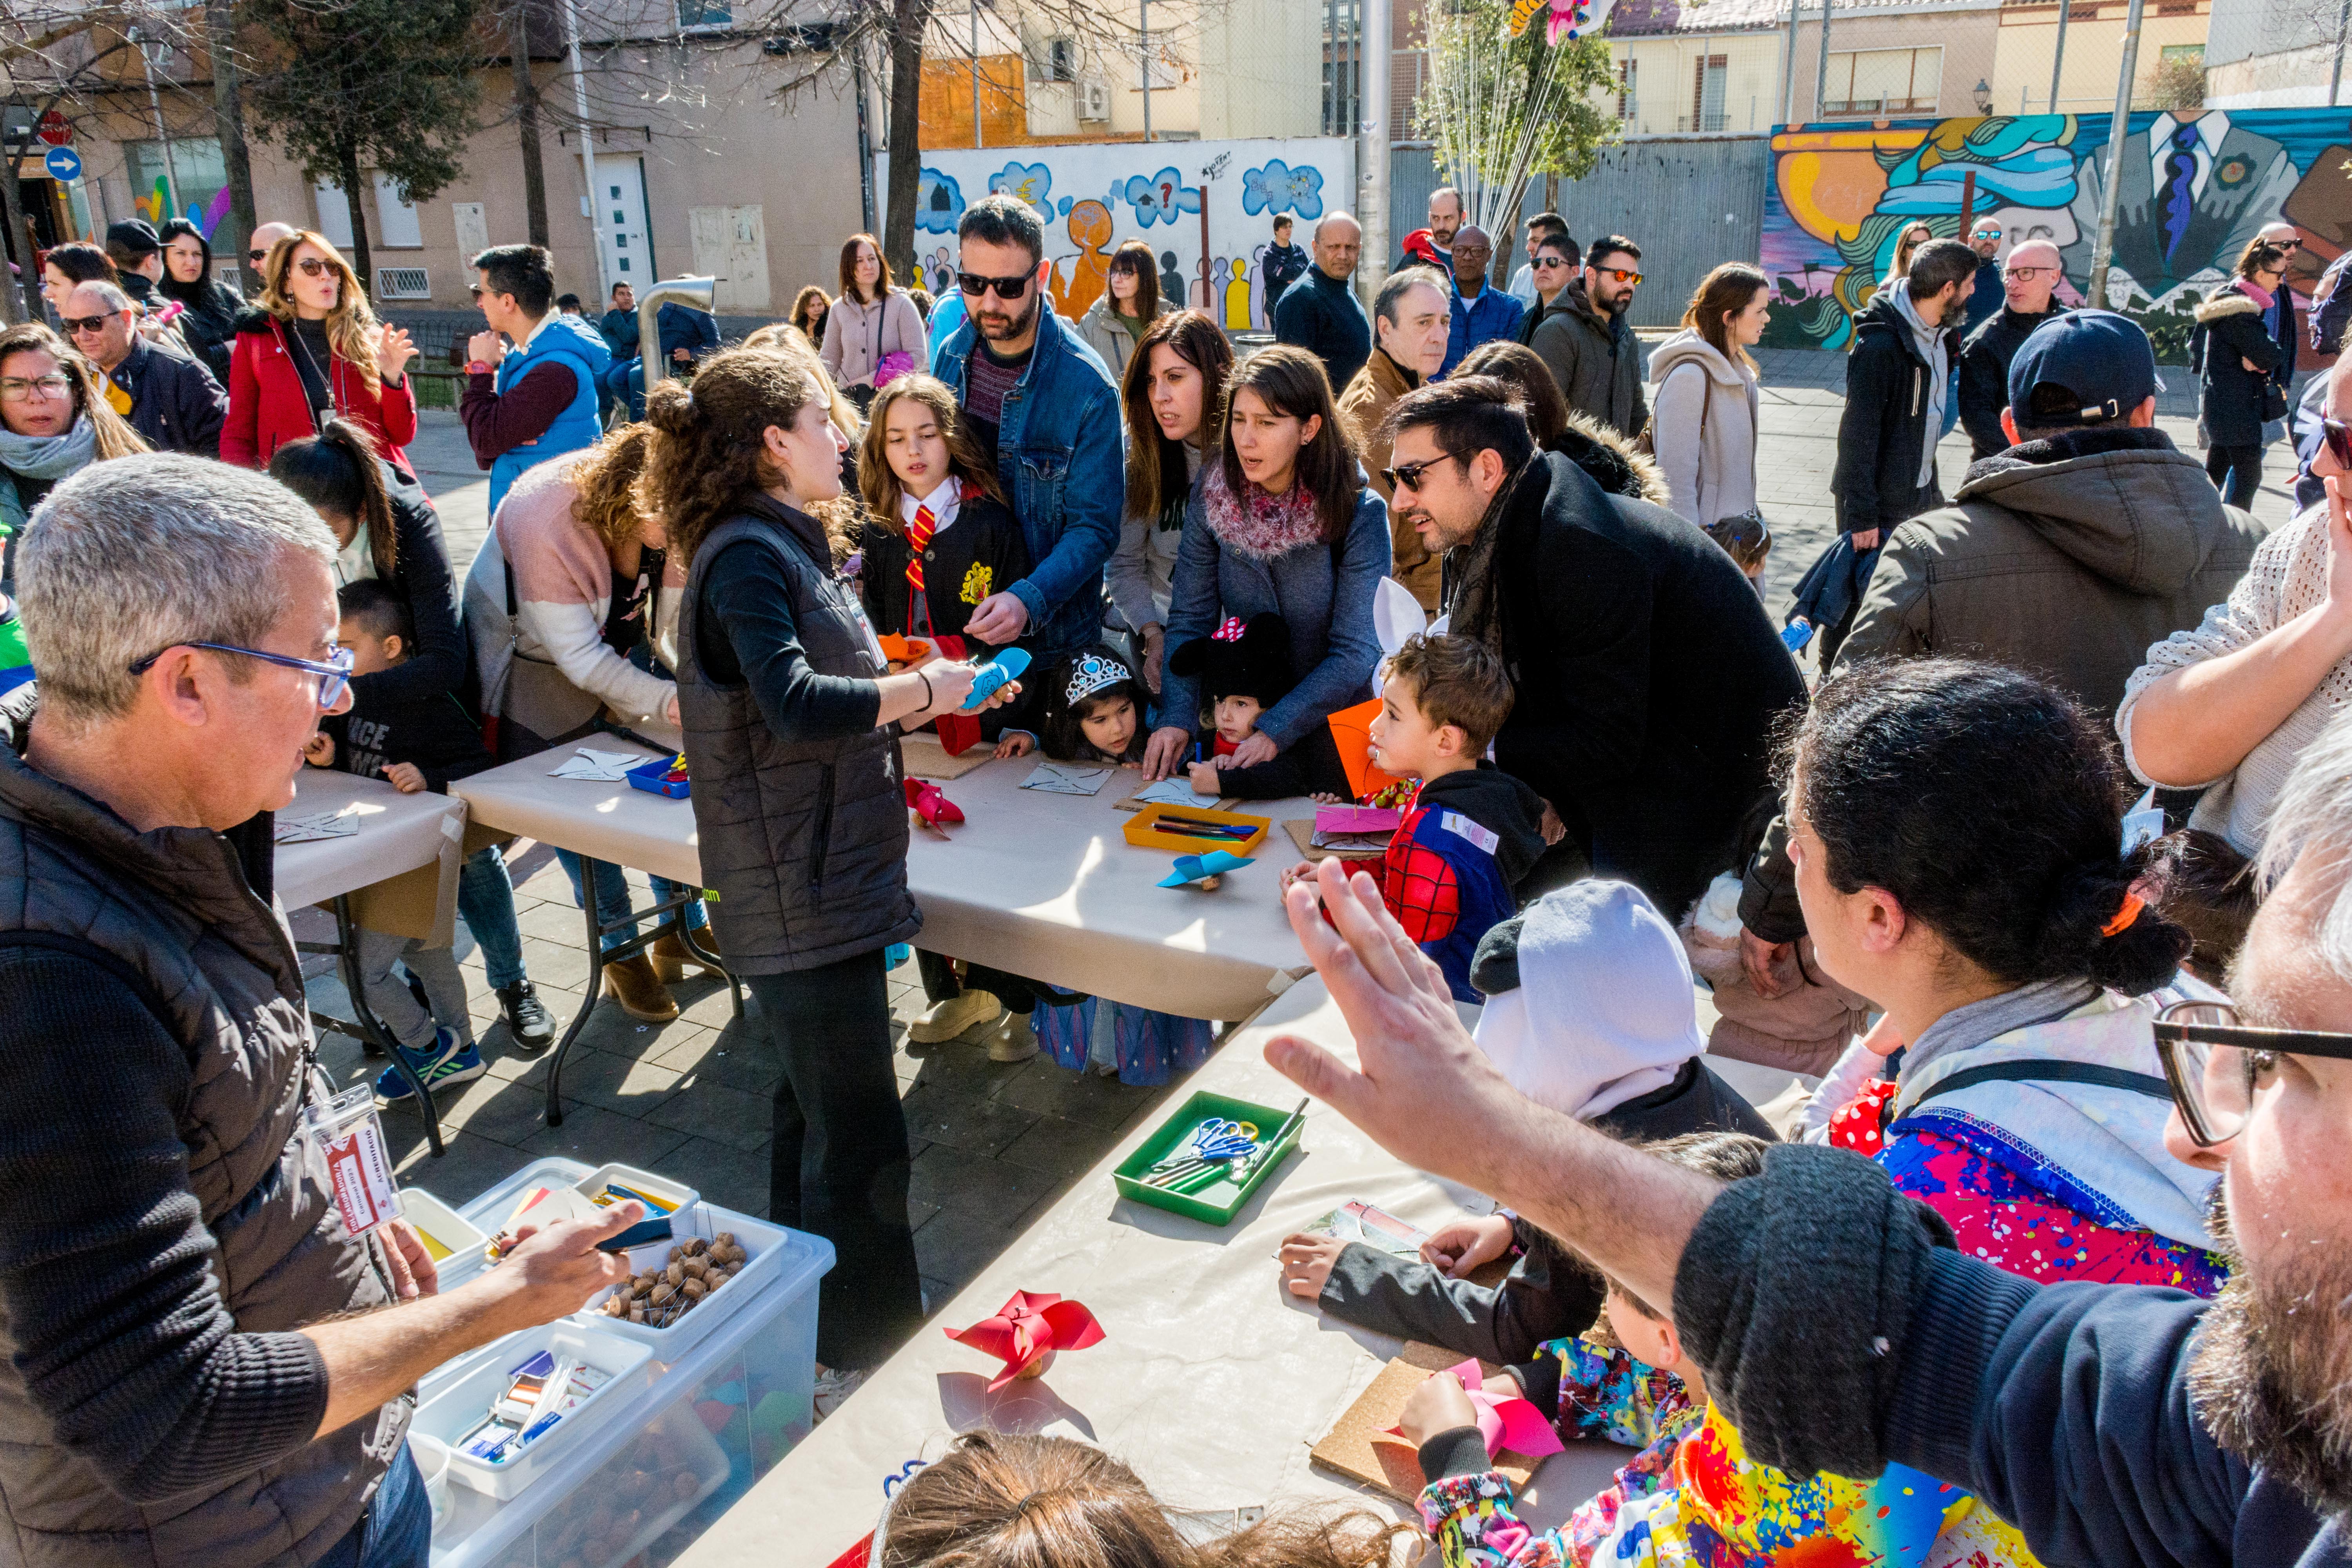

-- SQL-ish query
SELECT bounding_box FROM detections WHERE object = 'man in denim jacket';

[931,194,1125,667]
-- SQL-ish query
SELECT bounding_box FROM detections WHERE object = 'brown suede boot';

[649,928,719,985]
[602,952,680,1022]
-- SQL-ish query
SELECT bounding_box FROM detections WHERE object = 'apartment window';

[2161,42,2205,60]
[1691,53,1727,131]
[1031,35,1077,81]
[677,0,731,30]
[127,136,234,243]
[1617,57,1638,122]
[1820,46,1940,116]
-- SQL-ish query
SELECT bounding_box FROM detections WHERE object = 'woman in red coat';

[223,230,420,475]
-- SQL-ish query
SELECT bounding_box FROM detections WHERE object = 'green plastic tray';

[1112,1089,1304,1225]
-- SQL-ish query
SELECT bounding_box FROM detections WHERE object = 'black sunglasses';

[1381,452,1465,493]
[58,313,114,335]
[2323,416,2352,470]
[956,270,1033,300]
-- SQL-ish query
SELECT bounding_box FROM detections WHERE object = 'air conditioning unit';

[1077,78,1111,120]
[376,267,430,299]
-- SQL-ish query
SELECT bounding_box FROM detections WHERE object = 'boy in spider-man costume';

[1286,633,1545,1002]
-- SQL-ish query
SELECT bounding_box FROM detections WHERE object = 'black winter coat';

[2192,284,2282,448]
[155,270,245,386]
[349,472,469,716]
[1831,290,1952,535]
[1956,304,2062,459]
[109,336,227,459]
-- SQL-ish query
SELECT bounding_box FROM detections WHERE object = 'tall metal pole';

[2332,0,2351,104]
[1357,0,1389,309]
[564,0,608,302]
[971,0,982,148]
[1779,0,1801,124]
[2049,0,2071,112]
[1812,0,1832,120]
[2086,0,2146,308]
[1141,0,1152,140]
[134,29,181,221]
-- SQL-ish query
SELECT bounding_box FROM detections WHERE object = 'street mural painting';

[1764,108,2352,361]
[886,136,1354,329]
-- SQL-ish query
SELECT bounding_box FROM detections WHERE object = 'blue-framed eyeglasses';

[128,641,354,709]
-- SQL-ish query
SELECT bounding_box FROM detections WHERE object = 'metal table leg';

[545,863,739,1125]
[300,895,445,1158]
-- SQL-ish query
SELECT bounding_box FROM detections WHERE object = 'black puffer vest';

[677,499,920,973]
[0,696,407,1567]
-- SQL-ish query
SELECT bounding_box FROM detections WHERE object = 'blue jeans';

[456,844,525,992]
[554,848,706,954]
[316,1442,430,1568]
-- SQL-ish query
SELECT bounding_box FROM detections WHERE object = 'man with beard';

[1263,711,2352,1568]
[1529,234,1646,438]
[1954,238,2064,460]
[931,192,1124,669]
[1379,376,1804,920]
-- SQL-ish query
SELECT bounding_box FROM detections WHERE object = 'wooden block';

[1308,1348,1539,1503]
[1282,819,1388,862]
[901,733,995,780]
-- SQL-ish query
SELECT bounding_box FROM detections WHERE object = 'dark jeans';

[315,1443,430,1568]
[553,848,707,954]
[915,952,1036,1014]
[748,951,926,1370]
[456,844,525,992]
[2207,441,2264,510]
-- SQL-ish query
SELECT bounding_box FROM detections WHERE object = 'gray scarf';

[0,417,96,538]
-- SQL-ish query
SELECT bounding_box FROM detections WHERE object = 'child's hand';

[1186,761,1222,794]
[1308,791,1344,805]
[1277,1233,1346,1300]
[1421,1213,1515,1279]
[303,733,334,768]
[381,762,427,793]
[993,730,1034,759]
[1399,1370,1483,1450]
[1278,859,1318,897]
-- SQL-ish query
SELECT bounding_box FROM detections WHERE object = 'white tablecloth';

[277,770,467,944]
[671,976,1637,1567]
[451,743,1318,1020]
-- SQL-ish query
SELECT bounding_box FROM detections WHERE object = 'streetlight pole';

[2087,0,2146,307]
[1141,0,1152,140]
[1357,0,1388,308]
[563,0,608,301]
[2049,0,2071,112]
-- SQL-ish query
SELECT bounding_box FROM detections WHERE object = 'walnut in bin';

[599,1231,750,1325]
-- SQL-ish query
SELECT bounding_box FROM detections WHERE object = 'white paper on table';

[548,748,643,782]
[1130,776,1223,810]
[274,811,361,844]
[1020,761,1113,796]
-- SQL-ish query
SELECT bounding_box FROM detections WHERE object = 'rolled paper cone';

[1016,1348,1055,1380]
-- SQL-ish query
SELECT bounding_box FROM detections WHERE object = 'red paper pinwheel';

[904,778,965,832]
[1383,1359,1566,1458]
[944,1290,1104,1390]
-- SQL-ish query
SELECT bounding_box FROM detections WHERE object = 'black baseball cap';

[104,218,161,257]
[2007,309,2162,426]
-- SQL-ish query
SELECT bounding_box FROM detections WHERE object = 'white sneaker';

[907,988,1005,1044]
[988,1011,1040,1063]
[813,1364,868,1421]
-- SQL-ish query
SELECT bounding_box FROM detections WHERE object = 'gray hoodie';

[1888,285,1948,488]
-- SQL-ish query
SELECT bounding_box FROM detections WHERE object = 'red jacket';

[221,311,416,475]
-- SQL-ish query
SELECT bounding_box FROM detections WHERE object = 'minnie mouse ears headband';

[1065,653,1132,706]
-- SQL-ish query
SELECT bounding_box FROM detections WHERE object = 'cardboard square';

[902,732,994,780]
[1283,820,1387,862]
[1308,1346,1540,1503]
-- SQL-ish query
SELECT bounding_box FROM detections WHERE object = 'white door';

[596,158,653,294]
[688,204,769,312]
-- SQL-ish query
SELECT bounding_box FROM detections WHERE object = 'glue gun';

[957,647,1031,712]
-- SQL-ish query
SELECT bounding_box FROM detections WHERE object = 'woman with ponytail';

[1789,658,2229,1293]
[642,344,1016,1394]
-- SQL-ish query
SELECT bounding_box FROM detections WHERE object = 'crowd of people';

[0,179,2348,1568]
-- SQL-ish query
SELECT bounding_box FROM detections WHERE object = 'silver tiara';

[1065,653,1131,706]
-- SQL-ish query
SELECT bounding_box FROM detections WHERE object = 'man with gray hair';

[0,456,642,1568]
[1274,210,1371,390]
[62,277,226,457]
[1339,265,1452,607]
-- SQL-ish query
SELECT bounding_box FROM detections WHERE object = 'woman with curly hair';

[878,1432,1413,1568]
[790,283,831,347]
[0,321,146,584]
[460,422,710,1025]
[642,346,1016,1396]
[222,229,419,474]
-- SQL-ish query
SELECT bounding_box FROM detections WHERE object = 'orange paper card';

[1327,697,1407,801]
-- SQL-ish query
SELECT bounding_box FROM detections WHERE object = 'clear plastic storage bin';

[414,1321,656,1502]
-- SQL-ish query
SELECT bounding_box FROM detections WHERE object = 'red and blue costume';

[1379,768,1546,1004]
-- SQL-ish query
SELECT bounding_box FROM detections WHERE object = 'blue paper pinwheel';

[1158,851,1254,889]
[959,647,1031,712]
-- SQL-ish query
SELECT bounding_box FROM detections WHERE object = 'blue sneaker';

[373,1028,486,1109]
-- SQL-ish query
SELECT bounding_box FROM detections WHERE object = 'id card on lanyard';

[303,1083,405,1237]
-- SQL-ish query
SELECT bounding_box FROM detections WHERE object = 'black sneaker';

[497,980,557,1053]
